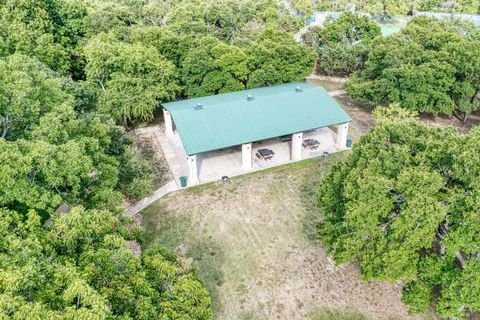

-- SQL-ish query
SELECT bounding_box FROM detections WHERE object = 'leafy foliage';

[347,17,480,117]
[84,33,179,123]
[0,207,212,319]
[317,104,480,318]
[80,0,313,116]
[118,144,157,201]
[0,54,72,139]
[247,30,316,88]
[181,36,248,97]
[302,13,381,75]
[308,0,480,16]
[0,0,87,75]
[163,0,302,43]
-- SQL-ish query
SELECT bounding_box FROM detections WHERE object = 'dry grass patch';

[141,156,416,320]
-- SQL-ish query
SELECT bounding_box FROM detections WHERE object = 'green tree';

[0,0,87,75]
[84,34,179,125]
[316,104,480,318]
[0,54,72,140]
[292,0,315,16]
[364,0,409,18]
[302,12,381,75]
[181,36,248,97]
[347,17,480,117]
[128,26,196,68]
[118,144,156,201]
[0,206,213,319]
[164,0,301,44]
[314,12,382,47]
[247,29,316,88]
[0,122,121,212]
[83,0,142,37]
[319,40,371,76]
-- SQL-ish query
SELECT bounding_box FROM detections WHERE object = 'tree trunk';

[0,114,9,139]
[122,114,130,130]
[453,111,464,122]
[466,89,480,123]
[463,112,468,123]
[440,244,446,256]
[456,251,466,269]
[470,89,479,104]
[99,77,106,92]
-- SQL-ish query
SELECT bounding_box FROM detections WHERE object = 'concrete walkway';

[124,180,178,216]
[328,89,347,96]
[153,127,184,188]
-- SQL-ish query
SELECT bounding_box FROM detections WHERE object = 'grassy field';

[141,155,414,320]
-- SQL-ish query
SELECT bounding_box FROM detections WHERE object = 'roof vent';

[295,86,303,93]
[194,103,203,110]
[247,94,255,101]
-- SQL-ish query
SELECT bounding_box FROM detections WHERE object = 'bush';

[118,144,157,201]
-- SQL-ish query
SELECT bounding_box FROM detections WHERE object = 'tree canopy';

[0,206,212,319]
[303,0,480,17]
[247,29,316,88]
[347,17,480,118]
[77,0,314,120]
[316,104,480,319]
[0,0,321,317]
[302,12,381,75]
[0,54,72,140]
[84,33,179,125]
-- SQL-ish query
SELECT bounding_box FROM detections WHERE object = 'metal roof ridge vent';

[247,94,255,101]
[295,86,303,93]
[194,103,203,110]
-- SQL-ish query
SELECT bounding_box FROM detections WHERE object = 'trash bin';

[179,176,187,188]
[346,138,353,148]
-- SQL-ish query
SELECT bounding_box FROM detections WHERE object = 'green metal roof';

[162,82,352,155]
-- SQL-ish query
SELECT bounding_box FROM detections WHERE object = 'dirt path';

[141,159,416,320]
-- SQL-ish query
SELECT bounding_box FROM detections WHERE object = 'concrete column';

[336,123,349,149]
[291,132,303,161]
[187,155,199,185]
[163,109,174,136]
[241,143,252,171]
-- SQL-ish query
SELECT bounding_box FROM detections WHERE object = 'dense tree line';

[347,16,480,118]
[0,0,314,317]
[0,0,318,317]
[302,12,381,75]
[293,0,480,17]
[81,0,315,122]
[0,0,315,124]
[316,104,480,319]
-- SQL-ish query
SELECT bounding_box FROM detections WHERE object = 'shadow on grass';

[298,153,348,242]
[141,202,226,314]
[185,155,344,195]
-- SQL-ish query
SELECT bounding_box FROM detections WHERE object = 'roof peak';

[163,82,322,111]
